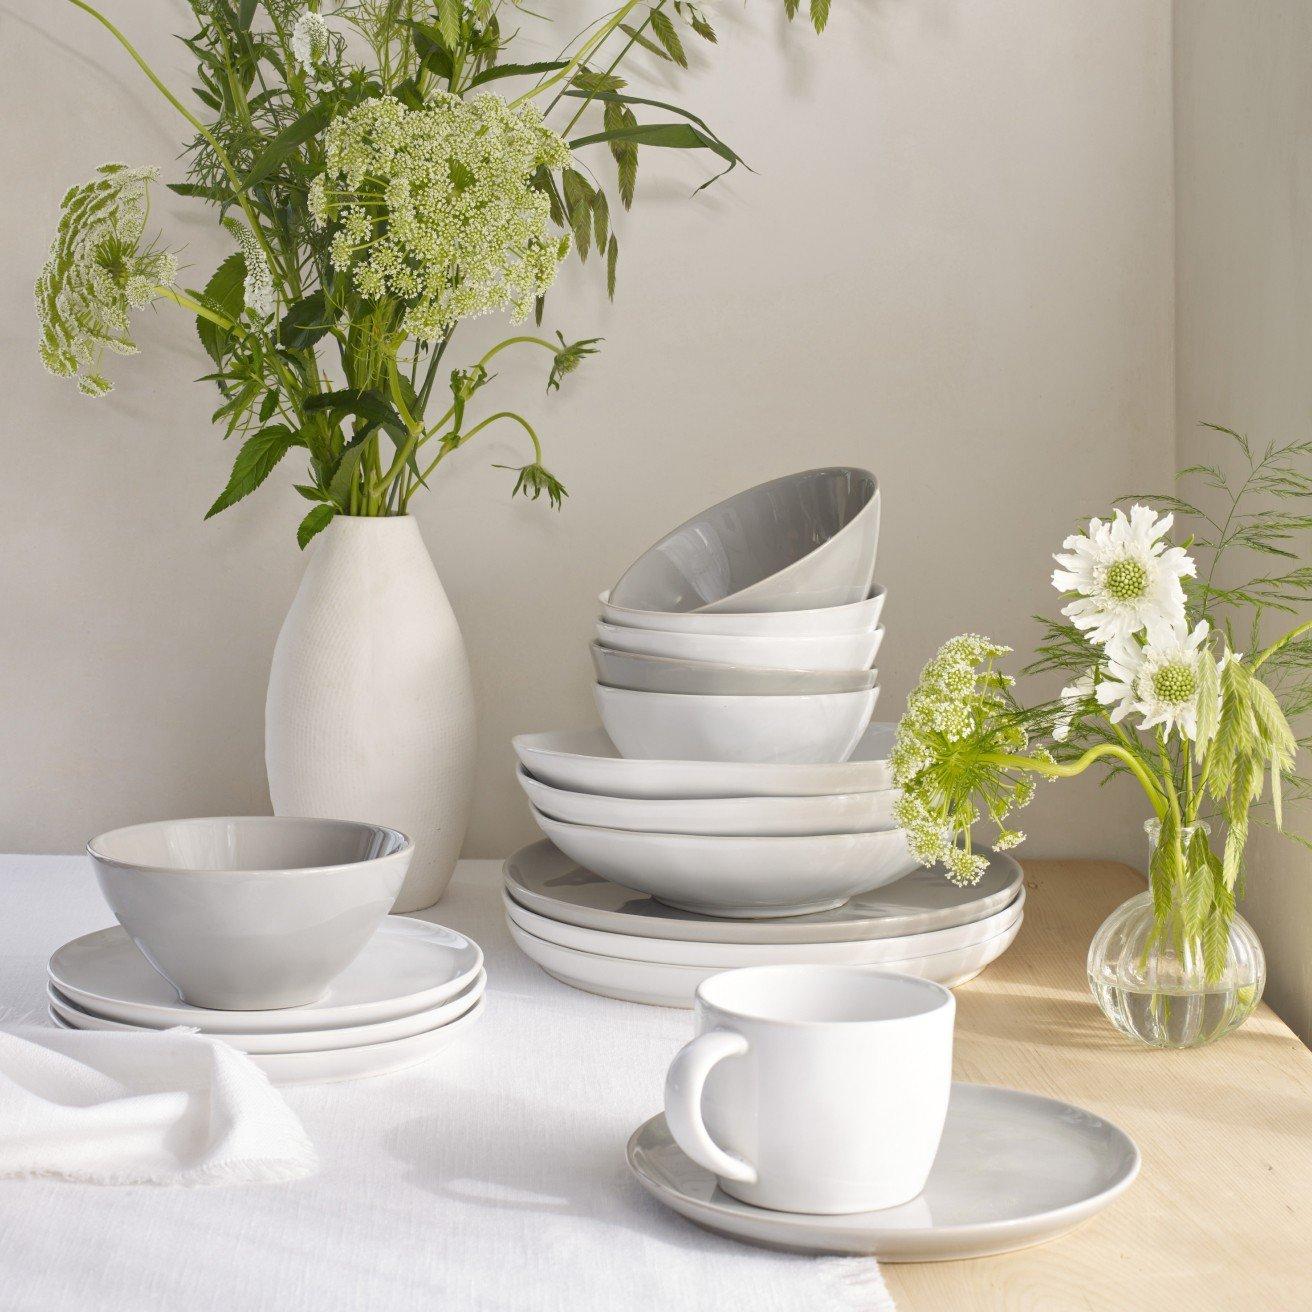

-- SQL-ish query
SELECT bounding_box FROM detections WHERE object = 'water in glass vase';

[1087,822,1265,1049]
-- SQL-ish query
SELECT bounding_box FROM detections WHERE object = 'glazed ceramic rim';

[598,583,887,627]
[610,467,879,610]
[695,964,954,1028]
[87,815,413,876]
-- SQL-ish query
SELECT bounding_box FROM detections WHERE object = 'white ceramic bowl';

[599,585,886,638]
[608,468,880,614]
[516,767,900,836]
[530,808,917,917]
[513,723,897,799]
[87,816,413,1010]
[591,644,879,697]
[595,621,884,674]
[595,684,878,765]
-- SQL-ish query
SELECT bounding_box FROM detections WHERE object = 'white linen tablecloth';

[0,856,894,1312]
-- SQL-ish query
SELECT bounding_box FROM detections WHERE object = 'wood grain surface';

[882,859,1312,1312]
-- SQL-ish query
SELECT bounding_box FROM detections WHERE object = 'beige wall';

[1,2,1173,871]
[1174,0,1312,1042]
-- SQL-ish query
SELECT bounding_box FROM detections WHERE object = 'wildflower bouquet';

[38,0,829,545]
[893,428,1312,982]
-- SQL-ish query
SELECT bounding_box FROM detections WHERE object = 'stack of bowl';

[47,817,486,1085]
[508,468,1026,1005]
[591,468,883,764]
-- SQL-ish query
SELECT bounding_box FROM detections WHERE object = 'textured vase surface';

[266,516,476,911]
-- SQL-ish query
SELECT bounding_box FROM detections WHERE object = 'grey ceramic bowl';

[591,642,879,696]
[608,468,880,614]
[87,816,412,1010]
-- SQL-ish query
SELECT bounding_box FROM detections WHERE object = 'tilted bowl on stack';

[507,468,1025,1005]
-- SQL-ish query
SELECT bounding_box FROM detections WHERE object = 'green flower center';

[1152,662,1196,705]
[1104,557,1148,602]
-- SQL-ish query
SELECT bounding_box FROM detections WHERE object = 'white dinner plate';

[627,1085,1139,1260]
[516,767,900,837]
[506,915,1023,1008]
[51,997,485,1087]
[47,970,486,1054]
[503,889,1024,968]
[48,916,483,1033]
[512,724,896,800]
[504,841,1023,943]
[531,810,917,918]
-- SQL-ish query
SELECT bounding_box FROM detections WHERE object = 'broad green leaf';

[411,22,454,79]
[328,441,367,508]
[205,425,299,519]
[293,483,324,501]
[195,253,246,365]
[297,504,335,549]
[239,99,334,193]
[278,290,336,351]
[304,388,403,433]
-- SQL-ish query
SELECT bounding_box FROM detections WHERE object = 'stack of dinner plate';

[47,916,486,1086]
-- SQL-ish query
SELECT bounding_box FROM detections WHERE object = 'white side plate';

[51,997,485,1087]
[506,915,1023,1008]
[503,889,1024,968]
[504,841,1023,944]
[49,916,483,1033]
[627,1085,1139,1260]
[48,970,485,1054]
[512,723,896,800]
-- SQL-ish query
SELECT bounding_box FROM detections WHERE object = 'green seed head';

[1104,557,1149,602]
[1152,662,1196,705]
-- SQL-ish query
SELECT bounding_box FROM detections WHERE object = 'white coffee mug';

[664,965,954,1214]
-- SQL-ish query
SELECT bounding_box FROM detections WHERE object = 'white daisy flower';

[1053,670,1095,742]
[1095,621,1214,740]
[1052,505,1194,646]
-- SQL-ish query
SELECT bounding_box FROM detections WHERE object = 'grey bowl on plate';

[608,467,880,614]
[87,816,412,1010]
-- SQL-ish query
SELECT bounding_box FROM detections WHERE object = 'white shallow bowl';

[591,644,879,697]
[504,841,1024,944]
[516,767,900,837]
[598,585,886,637]
[48,916,483,1033]
[48,970,486,1054]
[627,1084,1139,1259]
[530,811,918,917]
[513,724,896,800]
[507,915,1022,1008]
[595,621,884,674]
[595,685,878,766]
[87,816,412,1010]
[53,997,486,1087]
[504,888,1024,967]
[609,467,880,614]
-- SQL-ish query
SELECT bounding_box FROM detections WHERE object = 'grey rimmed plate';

[503,841,1022,944]
[627,1085,1139,1260]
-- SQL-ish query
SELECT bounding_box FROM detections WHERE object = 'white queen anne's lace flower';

[35,163,178,396]
[1096,621,1215,740]
[308,94,571,340]
[1052,505,1194,646]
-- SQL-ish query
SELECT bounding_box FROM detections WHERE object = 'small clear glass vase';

[1087,820,1265,1048]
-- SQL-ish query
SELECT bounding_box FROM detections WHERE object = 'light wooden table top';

[882,859,1312,1311]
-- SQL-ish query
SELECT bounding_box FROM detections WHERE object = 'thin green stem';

[1254,617,1312,672]
[154,285,235,332]
[987,743,1168,820]
[511,0,647,106]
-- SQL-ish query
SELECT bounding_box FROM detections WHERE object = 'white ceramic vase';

[265,516,476,911]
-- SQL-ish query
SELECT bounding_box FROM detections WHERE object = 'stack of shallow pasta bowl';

[506,468,1025,1005]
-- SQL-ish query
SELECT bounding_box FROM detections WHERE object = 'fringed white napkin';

[0,1024,317,1186]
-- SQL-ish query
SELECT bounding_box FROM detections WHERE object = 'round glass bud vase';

[1087,821,1266,1049]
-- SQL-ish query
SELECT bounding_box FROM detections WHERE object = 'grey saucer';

[627,1084,1139,1261]
[504,841,1022,944]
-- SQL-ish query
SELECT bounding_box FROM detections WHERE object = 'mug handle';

[663,1029,758,1184]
